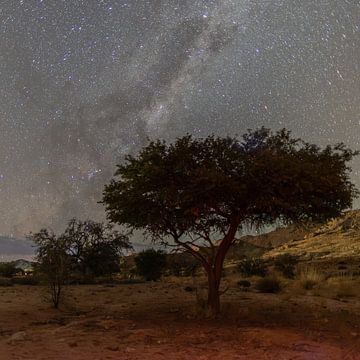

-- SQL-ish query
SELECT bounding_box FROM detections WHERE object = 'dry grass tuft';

[298,267,324,290]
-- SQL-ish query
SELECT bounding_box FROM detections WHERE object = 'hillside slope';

[264,210,360,260]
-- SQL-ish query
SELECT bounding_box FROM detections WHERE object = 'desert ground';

[1,278,360,360]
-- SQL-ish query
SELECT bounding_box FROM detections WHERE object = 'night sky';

[1,1,360,237]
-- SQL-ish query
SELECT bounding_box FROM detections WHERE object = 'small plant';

[238,258,267,277]
[298,267,323,290]
[274,253,299,278]
[255,277,281,293]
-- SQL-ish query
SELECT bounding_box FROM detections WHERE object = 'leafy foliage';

[134,249,166,281]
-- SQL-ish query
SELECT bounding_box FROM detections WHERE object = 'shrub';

[238,258,267,277]
[274,253,299,278]
[255,277,281,293]
[298,267,323,290]
[12,276,40,285]
[134,249,167,281]
[0,277,13,287]
[0,263,17,278]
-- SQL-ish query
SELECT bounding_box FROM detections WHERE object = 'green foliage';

[134,249,166,281]
[238,258,268,277]
[274,253,299,278]
[0,263,17,278]
[255,277,282,293]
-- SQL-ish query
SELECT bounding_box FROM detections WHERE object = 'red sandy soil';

[1,282,360,359]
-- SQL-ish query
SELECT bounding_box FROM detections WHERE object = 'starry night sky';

[1,0,360,237]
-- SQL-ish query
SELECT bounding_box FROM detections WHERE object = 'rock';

[7,331,27,344]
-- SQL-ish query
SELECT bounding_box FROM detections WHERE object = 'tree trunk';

[206,217,241,317]
[207,269,221,317]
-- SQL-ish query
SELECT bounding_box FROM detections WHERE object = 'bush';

[255,277,281,293]
[0,263,17,278]
[0,277,13,287]
[298,267,323,290]
[238,258,267,277]
[12,276,40,285]
[134,249,167,281]
[274,253,299,278]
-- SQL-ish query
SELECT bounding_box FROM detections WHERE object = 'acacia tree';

[29,229,70,308]
[102,128,358,316]
[62,218,132,277]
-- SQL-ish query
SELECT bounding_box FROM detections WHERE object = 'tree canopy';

[102,128,358,315]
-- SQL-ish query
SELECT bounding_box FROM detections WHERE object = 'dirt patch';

[1,283,360,359]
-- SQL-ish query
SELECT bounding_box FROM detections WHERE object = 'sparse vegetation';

[238,258,268,277]
[274,253,299,278]
[28,229,70,308]
[298,267,324,290]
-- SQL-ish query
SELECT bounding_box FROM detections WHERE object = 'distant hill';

[0,236,35,261]
[264,210,360,261]
[239,224,314,249]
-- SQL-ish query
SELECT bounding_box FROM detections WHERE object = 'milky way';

[1,0,360,237]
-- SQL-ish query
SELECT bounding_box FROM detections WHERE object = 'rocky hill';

[264,210,360,261]
[238,224,313,249]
